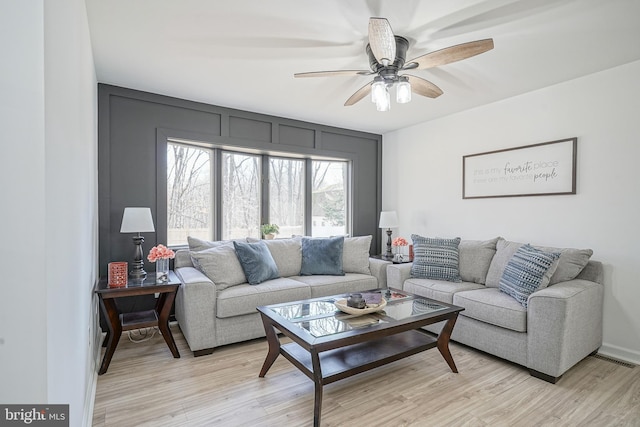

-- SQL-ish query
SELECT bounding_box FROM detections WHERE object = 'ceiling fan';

[294,18,494,111]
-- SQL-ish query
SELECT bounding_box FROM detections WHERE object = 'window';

[312,161,348,237]
[166,143,212,246]
[167,141,350,244]
[222,152,261,240]
[269,158,305,237]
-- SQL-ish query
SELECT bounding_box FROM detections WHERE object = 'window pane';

[167,143,212,245]
[312,161,348,237]
[269,158,304,237]
[222,152,261,239]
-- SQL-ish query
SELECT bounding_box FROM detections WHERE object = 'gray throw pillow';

[262,237,302,277]
[459,237,500,284]
[188,236,235,252]
[190,244,247,290]
[499,244,561,307]
[300,236,345,276]
[485,238,523,288]
[233,240,280,285]
[410,235,462,282]
[342,235,372,275]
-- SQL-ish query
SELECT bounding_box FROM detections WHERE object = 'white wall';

[383,60,640,364]
[44,0,99,425]
[0,1,48,402]
[0,1,98,426]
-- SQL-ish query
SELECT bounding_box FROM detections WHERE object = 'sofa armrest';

[369,257,392,288]
[387,263,413,289]
[174,266,217,353]
[527,279,604,378]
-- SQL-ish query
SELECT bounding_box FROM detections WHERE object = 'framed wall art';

[463,137,577,199]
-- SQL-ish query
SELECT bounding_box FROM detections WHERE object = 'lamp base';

[385,228,393,258]
[130,235,147,280]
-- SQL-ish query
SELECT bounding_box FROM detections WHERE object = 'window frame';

[164,139,352,246]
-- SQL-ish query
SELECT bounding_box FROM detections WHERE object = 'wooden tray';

[335,298,387,316]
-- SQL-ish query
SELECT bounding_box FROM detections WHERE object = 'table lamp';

[379,211,398,259]
[120,207,155,280]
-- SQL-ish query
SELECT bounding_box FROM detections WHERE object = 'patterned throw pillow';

[410,235,462,282]
[499,244,561,307]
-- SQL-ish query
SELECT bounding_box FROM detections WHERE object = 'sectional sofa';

[173,235,390,356]
[387,236,604,383]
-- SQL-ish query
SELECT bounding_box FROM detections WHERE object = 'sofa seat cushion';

[292,274,377,298]
[453,288,527,333]
[216,277,311,318]
[403,278,484,304]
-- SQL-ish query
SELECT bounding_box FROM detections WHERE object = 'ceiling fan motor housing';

[366,36,409,81]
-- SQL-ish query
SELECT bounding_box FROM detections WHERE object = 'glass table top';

[267,290,448,338]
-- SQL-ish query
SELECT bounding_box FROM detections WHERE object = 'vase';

[156,258,169,283]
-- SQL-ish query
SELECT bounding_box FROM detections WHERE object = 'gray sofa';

[387,237,604,383]
[174,235,390,356]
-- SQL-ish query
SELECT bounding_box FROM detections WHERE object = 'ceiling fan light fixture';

[396,77,411,104]
[371,79,386,104]
[375,87,391,112]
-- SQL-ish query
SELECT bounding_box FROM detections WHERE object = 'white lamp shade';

[120,207,155,233]
[379,211,398,228]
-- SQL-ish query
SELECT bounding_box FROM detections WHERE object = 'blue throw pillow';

[410,235,462,282]
[233,240,280,285]
[300,236,345,276]
[499,244,561,307]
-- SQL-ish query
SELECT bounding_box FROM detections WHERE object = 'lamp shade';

[120,207,155,233]
[379,211,398,228]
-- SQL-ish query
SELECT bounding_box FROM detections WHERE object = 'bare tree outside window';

[269,158,304,237]
[312,161,348,236]
[222,152,261,239]
[167,143,212,245]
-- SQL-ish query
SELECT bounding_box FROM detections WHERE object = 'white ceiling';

[85,0,640,135]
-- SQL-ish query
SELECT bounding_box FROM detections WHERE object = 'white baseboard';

[598,343,640,366]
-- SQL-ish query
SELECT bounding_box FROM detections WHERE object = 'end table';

[95,271,181,375]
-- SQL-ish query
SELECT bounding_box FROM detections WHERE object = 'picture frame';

[463,137,577,199]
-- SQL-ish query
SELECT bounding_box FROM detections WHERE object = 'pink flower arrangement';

[147,244,175,262]
[392,237,408,247]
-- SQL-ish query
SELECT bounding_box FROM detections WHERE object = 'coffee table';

[257,288,464,426]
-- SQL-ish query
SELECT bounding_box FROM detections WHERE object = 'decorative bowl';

[335,298,387,316]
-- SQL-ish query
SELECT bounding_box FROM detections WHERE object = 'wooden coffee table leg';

[437,313,459,373]
[311,350,323,427]
[259,314,281,377]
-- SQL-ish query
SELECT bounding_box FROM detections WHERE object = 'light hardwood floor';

[92,324,640,427]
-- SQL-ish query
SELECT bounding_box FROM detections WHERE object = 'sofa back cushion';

[458,237,499,284]
[342,235,372,275]
[190,244,247,290]
[410,235,462,282]
[262,237,302,277]
[486,238,593,287]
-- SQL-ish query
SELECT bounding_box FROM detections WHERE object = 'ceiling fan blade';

[294,70,372,78]
[405,75,443,98]
[344,82,373,106]
[406,39,494,70]
[368,17,396,66]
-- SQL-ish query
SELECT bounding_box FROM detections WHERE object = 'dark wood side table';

[370,254,413,264]
[95,271,181,375]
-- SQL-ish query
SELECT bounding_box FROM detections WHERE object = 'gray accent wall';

[98,84,383,276]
